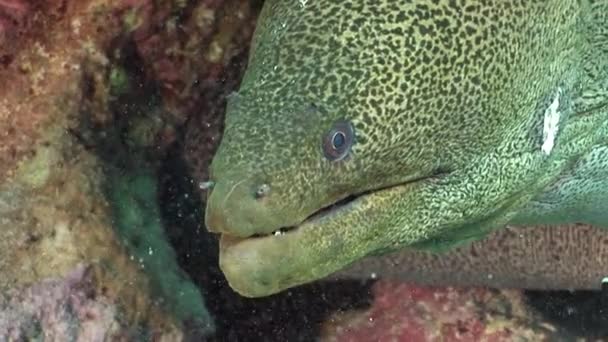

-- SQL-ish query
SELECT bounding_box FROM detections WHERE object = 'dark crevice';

[158,147,375,341]
[525,289,608,339]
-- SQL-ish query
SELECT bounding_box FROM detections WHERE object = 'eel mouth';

[216,173,440,297]
[220,192,361,248]
[219,173,439,249]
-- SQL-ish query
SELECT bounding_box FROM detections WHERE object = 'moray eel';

[205,0,608,297]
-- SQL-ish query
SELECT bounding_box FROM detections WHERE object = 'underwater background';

[0,0,607,341]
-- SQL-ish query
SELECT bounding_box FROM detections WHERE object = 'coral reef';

[0,0,258,339]
[320,281,569,341]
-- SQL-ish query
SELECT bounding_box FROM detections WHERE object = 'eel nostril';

[254,183,271,199]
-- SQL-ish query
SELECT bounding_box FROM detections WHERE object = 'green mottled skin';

[205,0,608,297]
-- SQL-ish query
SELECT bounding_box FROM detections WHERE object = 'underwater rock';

[0,0,258,339]
[1,265,126,341]
[320,281,565,341]
[132,0,258,127]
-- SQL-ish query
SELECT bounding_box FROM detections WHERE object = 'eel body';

[333,224,608,291]
[204,0,608,297]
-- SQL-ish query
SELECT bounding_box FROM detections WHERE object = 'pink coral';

[0,0,29,24]
[322,281,559,341]
[0,0,29,61]
[0,265,123,341]
[133,0,257,121]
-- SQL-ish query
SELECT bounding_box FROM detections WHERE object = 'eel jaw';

[226,193,360,241]
[216,177,431,297]
[217,192,364,297]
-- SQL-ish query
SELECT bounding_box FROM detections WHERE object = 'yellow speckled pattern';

[206,0,608,297]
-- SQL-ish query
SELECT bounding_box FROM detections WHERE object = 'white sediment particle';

[71,18,81,35]
[199,181,214,190]
[298,0,308,7]
[541,88,562,155]
[273,230,284,236]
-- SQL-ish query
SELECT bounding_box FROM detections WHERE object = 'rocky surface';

[320,281,568,342]
[0,0,258,339]
[1,265,129,341]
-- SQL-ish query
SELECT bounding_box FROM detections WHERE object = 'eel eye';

[322,119,355,161]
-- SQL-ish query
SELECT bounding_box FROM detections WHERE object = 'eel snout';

[205,176,302,238]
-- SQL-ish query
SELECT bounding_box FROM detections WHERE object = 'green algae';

[15,148,54,189]
[89,53,214,335]
[105,162,214,335]
[14,127,64,189]
[109,66,131,97]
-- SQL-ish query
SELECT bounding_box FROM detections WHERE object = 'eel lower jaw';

[217,191,366,297]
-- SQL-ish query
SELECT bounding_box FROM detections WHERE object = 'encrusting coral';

[0,266,124,340]
[0,0,258,339]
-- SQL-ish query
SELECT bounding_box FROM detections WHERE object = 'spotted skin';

[204,0,608,297]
